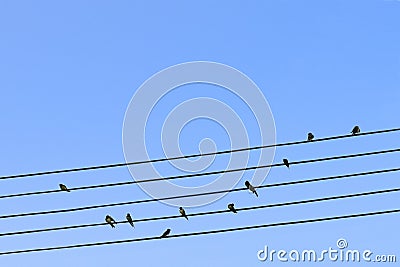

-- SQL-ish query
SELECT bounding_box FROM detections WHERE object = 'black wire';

[1,186,399,237]
[0,209,398,256]
[0,127,398,181]
[1,148,399,199]
[1,163,398,220]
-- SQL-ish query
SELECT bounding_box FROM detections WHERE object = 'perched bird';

[59,184,70,192]
[105,215,116,228]
[179,207,188,220]
[351,126,360,135]
[160,228,171,238]
[126,213,134,228]
[307,132,314,141]
[245,180,258,197]
[283,158,290,168]
[228,203,237,213]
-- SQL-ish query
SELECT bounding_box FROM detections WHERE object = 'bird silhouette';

[245,181,258,197]
[179,207,188,220]
[351,126,360,135]
[126,213,134,228]
[307,132,314,141]
[283,158,290,168]
[160,228,171,238]
[228,203,237,213]
[59,184,70,192]
[105,215,116,228]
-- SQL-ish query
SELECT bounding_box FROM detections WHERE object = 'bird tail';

[255,191,258,197]
[233,210,237,213]
[111,224,115,228]
[185,216,188,220]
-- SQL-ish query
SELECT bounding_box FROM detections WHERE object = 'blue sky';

[0,0,399,266]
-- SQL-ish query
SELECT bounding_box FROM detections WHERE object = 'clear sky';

[0,0,399,266]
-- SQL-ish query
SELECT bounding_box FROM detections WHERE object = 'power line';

[0,209,398,256]
[1,148,399,199]
[1,165,398,220]
[0,127,398,181]
[1,186,399,237]
[2,167,399,200]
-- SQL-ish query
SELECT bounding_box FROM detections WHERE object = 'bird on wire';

[351,126,360,135]
[59,184,70,192]
[105,215,116,228]
[307,132,314,141]
[126,213,134,228]
[283,158,290,168]
[160,228,171,238]
[179,207,188,220]
[245,180,258,197]
[228,203,237,213]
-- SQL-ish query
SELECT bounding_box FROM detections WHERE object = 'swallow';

[59,184,70,192]
[351,126,360,135]
[179,207,188,220]
[228,203,237,213]
[283,158,290,168]
[160,228,171,238]
[126,213,134,228]
[105,215,116,228]
[245,180,258,197]
[307,132,314,141]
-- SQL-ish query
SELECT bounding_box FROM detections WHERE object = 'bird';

[351,126,360,135]
[283,158,290,168]
[160,228,171,238]
[307,132,314,141]
[105,215,116,228]
[59,184,70,192]
[228,203,237,213]
[126,213,134,228]
[179,207,188,220]
[245,180,258,197]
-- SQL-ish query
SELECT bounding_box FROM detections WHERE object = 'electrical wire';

[1,165,398,220]
[0,127,398,181]
[1,186,399,237]
[0,209,398,256]
[1,148,399,199]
